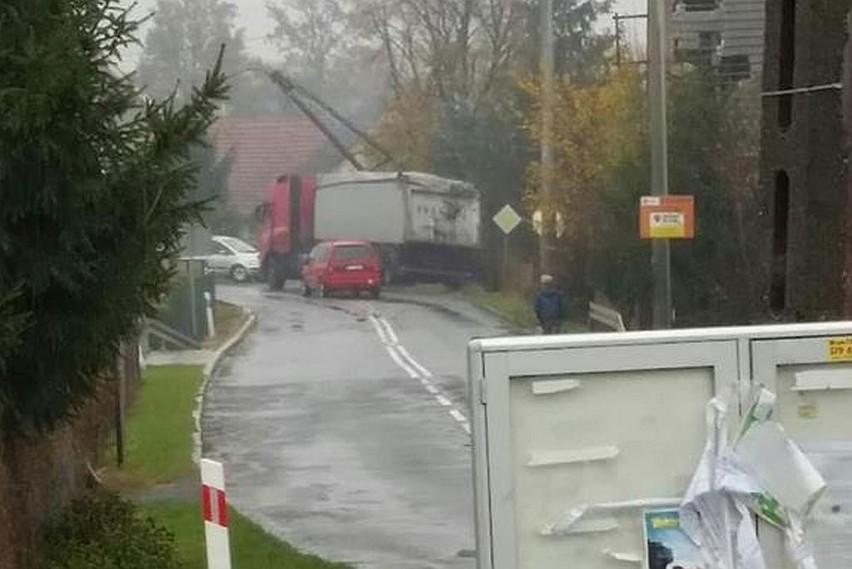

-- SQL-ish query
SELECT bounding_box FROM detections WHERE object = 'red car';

[301,240,383,298]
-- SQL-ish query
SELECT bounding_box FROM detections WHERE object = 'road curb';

[383,290,502,321]
[192,308,258,465]
[467,300,512,324]
[384,290,542,336]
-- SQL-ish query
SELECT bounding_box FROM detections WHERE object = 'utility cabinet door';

[751,336,852,568]
[477,340,739,569]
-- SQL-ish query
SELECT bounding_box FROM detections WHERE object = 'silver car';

[202,235,261,282]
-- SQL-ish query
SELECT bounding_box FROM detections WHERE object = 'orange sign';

[639,195,695,239]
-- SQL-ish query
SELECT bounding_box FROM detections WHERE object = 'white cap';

[540,274,554,284]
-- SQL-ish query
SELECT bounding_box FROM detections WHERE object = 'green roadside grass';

[105,363,348,568]
[139,501,350,569]
[119,365,204,487]
[204,301,247,350]
[463,284,539,330]
[463,284,587,333]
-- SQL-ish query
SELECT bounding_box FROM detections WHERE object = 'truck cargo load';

[257,171,482,289]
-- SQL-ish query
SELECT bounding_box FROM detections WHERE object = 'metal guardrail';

[141,318,202,351]
[588,301,627,332]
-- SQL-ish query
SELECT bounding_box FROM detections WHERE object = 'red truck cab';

[257,175,316,290]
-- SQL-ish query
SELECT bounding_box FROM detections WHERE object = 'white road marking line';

[369,315,389,344]
[367,311,470,435]
[395,345,433,378]
[386,346,419,379]
[449,409,470,432]
[378,316,399,345]
[449,409,466,422]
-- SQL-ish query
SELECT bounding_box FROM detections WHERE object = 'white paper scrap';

[735,421,827,516]
[794,369,852,391]
[603,549,642,563]
[540,517,619,536]
[531,378,581,395]
[527,446,619,467]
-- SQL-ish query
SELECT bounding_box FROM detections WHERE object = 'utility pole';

[844,11,852,317]
[614,13,622,67]
[648,0,671,328]
[540,0,556,275]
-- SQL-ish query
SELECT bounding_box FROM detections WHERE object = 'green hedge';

[39,492,181,569]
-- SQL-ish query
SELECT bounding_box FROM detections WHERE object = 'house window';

[699,31,721,51]
[674,0,720,12]
[718,54,751,82]
[778,0,797,130]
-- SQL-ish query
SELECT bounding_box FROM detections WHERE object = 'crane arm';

[264,70,396,171]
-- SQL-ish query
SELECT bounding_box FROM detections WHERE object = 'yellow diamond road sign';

[493,204,522,235]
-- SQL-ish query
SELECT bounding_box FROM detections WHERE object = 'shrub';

[39,492,181,569]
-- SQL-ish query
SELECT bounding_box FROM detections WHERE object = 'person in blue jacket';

[534,274,566,334]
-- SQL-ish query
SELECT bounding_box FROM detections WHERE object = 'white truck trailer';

[314,171,482,284]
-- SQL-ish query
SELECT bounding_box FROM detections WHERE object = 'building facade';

[760,1,852,321]
[672,0,765,83]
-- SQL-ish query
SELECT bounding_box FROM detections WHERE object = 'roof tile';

[211,116,328,212]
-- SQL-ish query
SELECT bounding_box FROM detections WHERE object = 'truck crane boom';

[263,69,396,172]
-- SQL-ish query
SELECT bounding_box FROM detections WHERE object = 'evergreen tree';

[0,0,228,433]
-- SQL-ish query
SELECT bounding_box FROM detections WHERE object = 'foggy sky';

[119,0,279,68]
[119,0,646,69]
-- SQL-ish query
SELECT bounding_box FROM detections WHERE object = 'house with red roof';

[210,115,340,214]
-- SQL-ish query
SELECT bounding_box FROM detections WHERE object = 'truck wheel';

[369,287,381,299]
[381,248,400,285]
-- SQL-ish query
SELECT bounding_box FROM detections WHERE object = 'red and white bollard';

[200,459,232,569]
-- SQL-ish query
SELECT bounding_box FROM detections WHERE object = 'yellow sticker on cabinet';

[827,337,852,361]
[798,404,818,420]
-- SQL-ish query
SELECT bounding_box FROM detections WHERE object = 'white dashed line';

[368,313,470,435]
[449,409,470,433]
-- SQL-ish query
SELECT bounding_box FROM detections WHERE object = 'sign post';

[648,0,671,330]
[492,205,523,288]
[640,195,695,327]
[200,459,232,569]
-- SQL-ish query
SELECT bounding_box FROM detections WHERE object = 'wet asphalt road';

[202,283,506,568]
